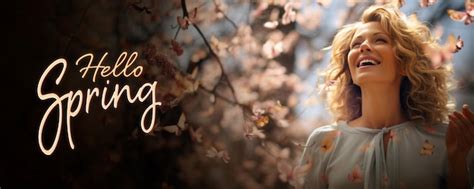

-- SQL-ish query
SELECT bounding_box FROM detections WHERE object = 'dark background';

[4,0,182,188]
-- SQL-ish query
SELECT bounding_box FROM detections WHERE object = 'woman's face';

[347,22,401,86]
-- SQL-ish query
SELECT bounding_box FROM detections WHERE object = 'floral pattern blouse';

[300,120,474,189]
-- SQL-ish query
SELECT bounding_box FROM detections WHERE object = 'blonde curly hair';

[324,4,453,125]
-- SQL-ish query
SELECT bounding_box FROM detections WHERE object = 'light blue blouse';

[300,120,474,189]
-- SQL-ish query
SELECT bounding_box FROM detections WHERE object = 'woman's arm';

[447,154,469,189]
[446,104,474,189]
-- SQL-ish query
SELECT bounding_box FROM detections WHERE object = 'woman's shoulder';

[305,123,341,144]
[411,120,448,137]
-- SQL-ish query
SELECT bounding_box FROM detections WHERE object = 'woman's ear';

[400,69,406,76]
[399,64,407,76]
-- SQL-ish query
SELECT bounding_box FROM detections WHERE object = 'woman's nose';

[359,41,371,53]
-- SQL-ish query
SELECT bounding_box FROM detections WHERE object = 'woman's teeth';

[357,59,379,68]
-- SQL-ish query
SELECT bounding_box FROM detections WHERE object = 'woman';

[300,4,474,189]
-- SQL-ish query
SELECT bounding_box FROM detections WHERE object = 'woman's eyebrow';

[373,32,389,37]
[355,32,386,38]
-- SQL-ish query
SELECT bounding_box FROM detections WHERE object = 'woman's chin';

[353,75,394,86]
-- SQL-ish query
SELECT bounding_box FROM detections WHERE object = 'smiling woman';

[300,4,474,189]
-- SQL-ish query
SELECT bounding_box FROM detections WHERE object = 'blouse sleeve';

[300,126,335,189]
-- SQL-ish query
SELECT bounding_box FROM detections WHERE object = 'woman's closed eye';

[351,42,361,49]
[375,38,387,43]
[351,38,387,49]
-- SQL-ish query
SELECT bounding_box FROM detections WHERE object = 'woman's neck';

[350,83,407,129]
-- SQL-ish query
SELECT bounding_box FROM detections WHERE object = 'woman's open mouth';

[357,59,380,68]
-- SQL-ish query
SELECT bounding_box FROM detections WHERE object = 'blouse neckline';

[338,120,415,134]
